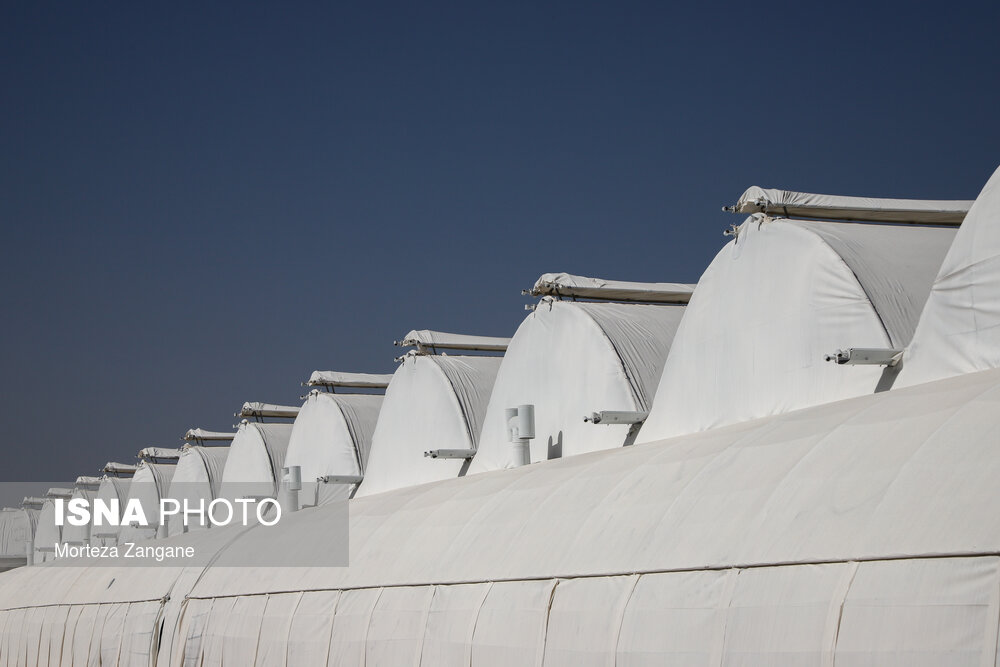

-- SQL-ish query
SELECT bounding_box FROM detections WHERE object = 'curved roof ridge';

[787,220,954,348]
[574,301,686,411]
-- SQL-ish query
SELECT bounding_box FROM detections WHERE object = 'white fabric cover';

[470,579,556,667]
[365,586,434,665]
[161,365,1000,596]
[117,462,176,544]
[835,557,1000,665]
[306,370,394,388]
[218,422,292,501]
[900,165,1000,387]
[639,216,953,441]
[7,368,1000,662]
[73,476,101,490]
[531,272,695,303]
[237,401,300,419]
[58,488,97,546]
[89,477,130,546]
[0,509,30,564]
[397,329,511,351]
[100,462,138,476]
[734,186,973,224]
[543,576,637,667]
[419,583,491,667]
[355,354,502,497]
[31,499,61,563]
[284,392,384,504]
[470,299,685,472]
[165,445,230,536]
[183,429,235,442]
[138,446,182,460]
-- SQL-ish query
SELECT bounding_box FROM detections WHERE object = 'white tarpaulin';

[900,165,1000,387]
[0,509,31,570]
[305,370,394,388]
[470,299,686,472]
[116,462,176,544]
[183,429,235,442]
[355,354,502,497]
[396,329,511,352]
[284,391,384,505]
[89,476,129,546]
[100,462,138,476]
[31,500,61,564]
[165,445,230,536]
[732,186,973,224]
[58,488,97,546]
[530,272,695,303]
[236,401,300,419]
[137,447,182,460]
[2,364,1000,664]
[218,421,292,501]
[639,215,954,441]
[73,477,101,490]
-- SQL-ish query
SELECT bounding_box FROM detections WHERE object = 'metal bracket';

[824,348,903,367]
[424,449,476,459]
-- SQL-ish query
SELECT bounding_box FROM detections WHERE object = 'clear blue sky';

[2,2,998,481]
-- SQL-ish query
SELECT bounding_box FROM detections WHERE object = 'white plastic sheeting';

[2,362,1000,661]
[396,329,511,352]
[355,354,502,497]
[116,462,176,544]
[284,391,384,505]
[732,186,973,224]
[218,421,292,501]
[306,370,394,388]
[530,272,695,303]
[59,487,97,546]
[101,461,138,476]
[165,445,230,537]
[900,165,1000,387]
[89,476,130,546]
[236,401,300,419]
[183,428,235,442]
[30,489,72,564]
[137,447,182,460]
[31,500,61,564]
[470,299,686,472]
[638,216,954,441]
[0,509,31,570]
[74,476,101,490]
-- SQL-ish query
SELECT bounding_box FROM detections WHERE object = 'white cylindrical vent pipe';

[511,441,530,467]
[517,404,535,439]
[507,405,535,467]
[279,465,302,514]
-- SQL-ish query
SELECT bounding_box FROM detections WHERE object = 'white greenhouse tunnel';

[638,213,957,442]
[116,462,176,545]
[31,488,72,564]
[469,282,689,473]
[284,388,384,506]
[218,421,292,502]
[4,365,1000,664]
[354,332,507,498]
[0,507,35,571]
[165,445,230,537]
[900,165,1000,387]
[89,476,131,546]
[58,477,101,548]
